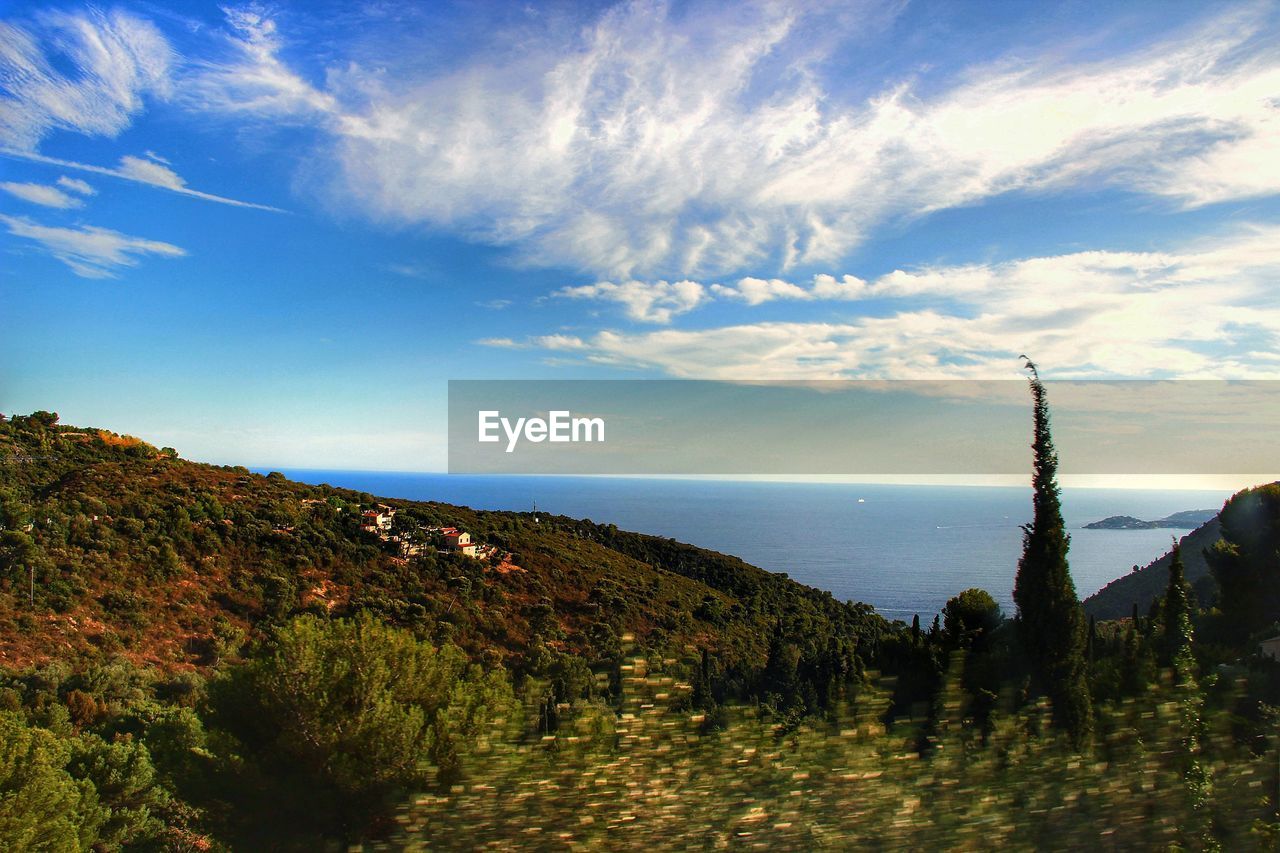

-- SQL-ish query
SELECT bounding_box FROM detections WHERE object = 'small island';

[1084,509,1218,530]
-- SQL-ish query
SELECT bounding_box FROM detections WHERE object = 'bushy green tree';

[67,733,168,849]
[942,589,1002,649]
[0,712,100,850]
[214,613,514,838]
[1012,361,1091,744]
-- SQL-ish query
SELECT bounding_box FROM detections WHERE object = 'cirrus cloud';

[0,214,186,278]
[5,2,1279,284]
[0,8,172,150]
[0,181,85,209]
[56,176,95,196]
[191,1,1280,280]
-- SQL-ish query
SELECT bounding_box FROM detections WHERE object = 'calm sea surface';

[268,471,1232,622]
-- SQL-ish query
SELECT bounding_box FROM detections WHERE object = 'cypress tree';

[1160,541,1196,683]
[1012,358,1092,744]
[1163,542,1211,845]
[1120,622,1144,696]
[1087,614,1096,663]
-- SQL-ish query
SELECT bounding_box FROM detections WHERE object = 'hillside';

[1082,518,1221,620]
[3,411,1279,850]
[0,411,885,688]
[1083,509,1217,530]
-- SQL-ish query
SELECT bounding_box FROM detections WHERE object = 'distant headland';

[1083,509,1218,530]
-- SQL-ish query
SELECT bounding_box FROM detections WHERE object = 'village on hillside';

[357,503,510,566]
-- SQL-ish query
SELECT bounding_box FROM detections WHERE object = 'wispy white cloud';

[570,270,877,314]
[7,3,1277,281]
[55,176,95,196]
[0,181,84,209]
[0,214,185,278]
[712,277,815,306]
[181,5,337,119]
[182,2,1280,279]
[555,279,707,323]
[0,149,285,212]
[115,154,185,190]
[491,226,1280,379]
[0,8,281,212]
[385,262,434,279]
[0,8,172,150]
[534,334,590,351]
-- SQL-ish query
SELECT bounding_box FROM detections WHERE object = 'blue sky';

[1,0,1279,471]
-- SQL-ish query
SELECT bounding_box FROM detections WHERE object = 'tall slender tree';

[1161,540,1212,845]
[1012,358,1092,744]
[1160,541,1196,683]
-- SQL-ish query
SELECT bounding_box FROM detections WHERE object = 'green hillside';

[1082,517,1222,621]
[2,410,1278,851]
[0,411,885,703]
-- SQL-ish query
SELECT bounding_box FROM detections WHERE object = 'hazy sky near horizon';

[2,0,1279,473]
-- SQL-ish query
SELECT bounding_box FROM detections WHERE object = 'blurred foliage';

[397,651,1280,851]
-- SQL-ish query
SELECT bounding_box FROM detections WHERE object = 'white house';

[443,530,479,557]
[361,505,396,533]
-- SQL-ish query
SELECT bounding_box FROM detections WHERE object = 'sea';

[267,471,1233,623]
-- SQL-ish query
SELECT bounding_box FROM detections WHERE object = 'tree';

[1159,541,1196,682]
[943,588,1005,737]
[67,733,168,848]
[1207,483,1280,646]
[1158,542,1213,845]
[1012,359,1091,744]
[942,589,1002,649]
[0,712,102,850]
[214,613,514,838]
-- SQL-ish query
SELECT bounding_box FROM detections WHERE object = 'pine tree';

[1012,359,1092,744]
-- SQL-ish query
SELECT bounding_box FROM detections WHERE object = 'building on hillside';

[361,505,396,533]
[444,530,479,557]
[1260,636,1280,661]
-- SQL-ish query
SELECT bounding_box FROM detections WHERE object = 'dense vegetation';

[1,407,1278,849]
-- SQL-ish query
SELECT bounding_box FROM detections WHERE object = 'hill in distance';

[1083,509,1218,530]
[1082,518,1222,621]
[0,411,884,686]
